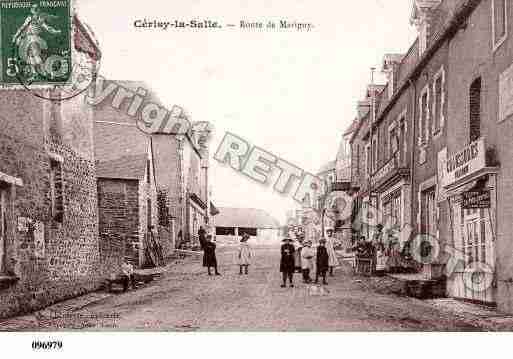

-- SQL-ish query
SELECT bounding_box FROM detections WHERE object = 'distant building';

[214,208,281,245]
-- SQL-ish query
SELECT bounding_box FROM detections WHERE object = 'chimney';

[382,54,404,99]
[410,0,442,55]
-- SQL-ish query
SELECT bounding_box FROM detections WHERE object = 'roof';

[382,53,405,71]
[215,208,281,229]
[73,15,101,61]
[94,121,151,180]
[94,121,150,163]
[96,154,147,180]
[317,160,336,175]
[343,118,360,136]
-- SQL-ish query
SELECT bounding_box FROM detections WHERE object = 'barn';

[214,207,281,246]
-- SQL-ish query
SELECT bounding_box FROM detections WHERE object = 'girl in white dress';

[325,232,340,277]
[237,234,252,275]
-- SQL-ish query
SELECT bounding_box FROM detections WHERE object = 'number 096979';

[32,341,63,350]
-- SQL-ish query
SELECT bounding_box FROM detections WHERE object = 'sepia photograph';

[1,0,513,356]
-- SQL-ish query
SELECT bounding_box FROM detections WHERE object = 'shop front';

[373,158,411,273]
[349,157,411,274]
[439,138,499,304]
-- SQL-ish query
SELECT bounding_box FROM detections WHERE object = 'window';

[146,159,151,184]
[432,68,445,135]
[388,71,394,100]
[419,86,430,144]
[381,125,387,164]
[383,190,402,229]
[421,188,437,238]
[372,135,378,172]
[49,159,64,222]
[48,93,63,142]
[356,144,360,176]
[365,143,371,177]
[419,22,428,56]
[327,174,334,185]
[157,191,170,227]
[493,0,507,50]
[470,78,482,142]
[147,199,152,229]
[461,208,488,267]
[399,120,406,165]
[0,184,7,273]
[388,123,398,160]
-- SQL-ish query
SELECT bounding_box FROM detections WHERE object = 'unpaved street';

[1,246,513,331]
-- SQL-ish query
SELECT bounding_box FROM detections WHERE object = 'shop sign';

[439,138,486,187]
[462,190,491,209]
[371,157,397,189]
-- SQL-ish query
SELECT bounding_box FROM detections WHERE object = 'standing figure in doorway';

[280,238,296,288]
[203,235,221,276]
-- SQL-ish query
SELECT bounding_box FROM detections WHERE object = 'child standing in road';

[280,238,296,288]
[301,240,315,283]
[325,229,339,277]
[238,233,252,275]
[203,235,221,276]
[315,239,330,285]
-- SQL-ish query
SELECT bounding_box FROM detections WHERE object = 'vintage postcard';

[1,0,513,356]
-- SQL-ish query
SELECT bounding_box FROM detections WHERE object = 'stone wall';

[0,91,100,319]
[97,179,140,272]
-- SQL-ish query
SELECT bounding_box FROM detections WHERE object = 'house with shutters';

[0,15,102,318]
[347,0,513,311]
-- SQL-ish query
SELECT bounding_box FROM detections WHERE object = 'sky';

[78,0,417,223]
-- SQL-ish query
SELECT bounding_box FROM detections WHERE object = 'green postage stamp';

[0,0,71,85]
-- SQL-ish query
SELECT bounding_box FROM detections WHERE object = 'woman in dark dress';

[203,235,221,276]
[315,238,330,285]
[280,238,295,288]
[198,226,207,250]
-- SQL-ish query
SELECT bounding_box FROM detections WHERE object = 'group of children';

[280,237,339,288]
[200,232,339,287]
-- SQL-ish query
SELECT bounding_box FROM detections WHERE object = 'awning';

[210,202,220,216]
[189,193,207,210]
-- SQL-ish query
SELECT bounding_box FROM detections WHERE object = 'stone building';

[152,127,214,250]
[0,16,101,318]
[94,123,159,271]
[88,80,215,252]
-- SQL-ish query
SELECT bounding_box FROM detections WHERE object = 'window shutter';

[469,78,482,142]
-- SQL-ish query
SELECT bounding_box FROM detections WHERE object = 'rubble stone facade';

[0,89,100,319]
